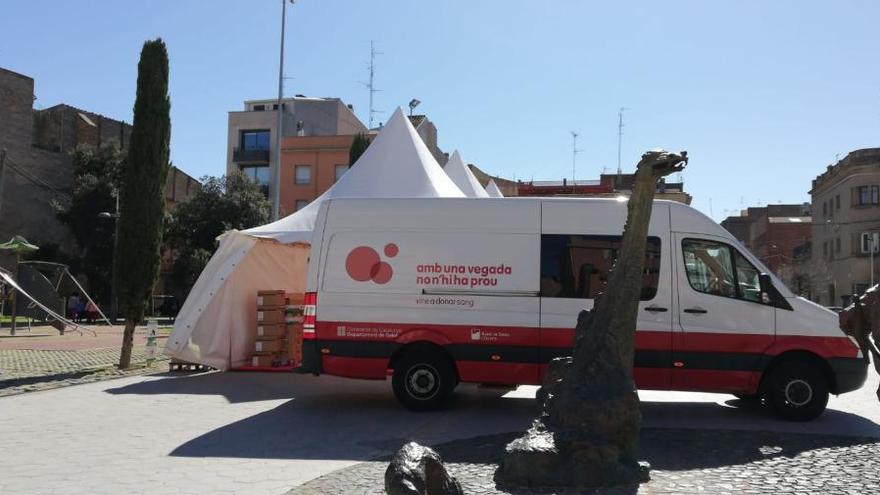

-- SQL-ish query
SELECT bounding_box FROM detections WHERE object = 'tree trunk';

[118,318,137,369]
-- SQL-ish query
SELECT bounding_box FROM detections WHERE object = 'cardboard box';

[255,339,286,353]
[257,290,286,307]
[252,354,281,367]
[256,324,288,339]
[288,324,303,367]
[256,307,286,324]
[286,292,305,305]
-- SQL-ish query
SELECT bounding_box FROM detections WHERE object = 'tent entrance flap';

[165,235,308,370]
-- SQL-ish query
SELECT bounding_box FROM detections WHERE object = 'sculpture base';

[494,422,650,491]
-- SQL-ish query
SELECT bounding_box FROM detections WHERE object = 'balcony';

[233,147,270,163]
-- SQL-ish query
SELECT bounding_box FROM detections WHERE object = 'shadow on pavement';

[105,372,880,465]
[642,397,880,438]
[431,427,879,474]
[105,370,301,403]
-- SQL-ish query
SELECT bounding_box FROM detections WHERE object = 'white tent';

[165,107,464,369]
[485,179,504,198]
[444,150,490,198]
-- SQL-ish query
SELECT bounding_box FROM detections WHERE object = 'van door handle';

[683,307,708,314]
[644,306,668,313]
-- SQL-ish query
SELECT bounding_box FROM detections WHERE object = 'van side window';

[682,239,762,302]
[540,235,661,300]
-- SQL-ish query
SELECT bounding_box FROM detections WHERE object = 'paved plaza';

[0,367,878,494]
[0,325,169,396]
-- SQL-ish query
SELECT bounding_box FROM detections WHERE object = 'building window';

[240,165,269,185]
[252,104,265,111]
[335,164,348,182]
[860,232,879,254]
[822,241,828,258]
[856,185,880,206]
[836,237,841,253]
[822,201,827,217]
[241,130,270,151]
[295,199,309,211]
[295,165,311,185]
[836,194,840,210]
[540,235,661,300]
[240,165,270,197]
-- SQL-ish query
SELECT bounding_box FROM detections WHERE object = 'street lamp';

[98,191,120,324]
[272,0,296,221]
[408,99,421,116]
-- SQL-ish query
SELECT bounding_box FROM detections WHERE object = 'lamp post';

[408,99,421,116]
[272,0,295,220]
[98,190,119,324]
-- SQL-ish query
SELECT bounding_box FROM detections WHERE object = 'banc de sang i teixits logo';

[345,243,399,284]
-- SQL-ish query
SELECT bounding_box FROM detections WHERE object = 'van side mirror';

[759,273,773,304]
[759,273,792,310]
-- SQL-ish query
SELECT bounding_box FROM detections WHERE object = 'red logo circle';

[346,244,397,284]
[346,246,381,282]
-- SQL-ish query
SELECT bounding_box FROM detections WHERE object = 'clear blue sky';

[3,1,878,221]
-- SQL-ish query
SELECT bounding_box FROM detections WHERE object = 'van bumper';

[295,340,323,375]
[829,357,868,394]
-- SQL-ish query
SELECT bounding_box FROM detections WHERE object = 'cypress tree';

[115,39,171,369]
[349,132,371,166]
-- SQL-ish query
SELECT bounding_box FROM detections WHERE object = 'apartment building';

[226,96,367,213]
[227,97,458,216]
[810,147,880,307]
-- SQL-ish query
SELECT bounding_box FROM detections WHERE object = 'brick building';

[721,204,812,295]
[0,66,199,300]
[468,168,692,205]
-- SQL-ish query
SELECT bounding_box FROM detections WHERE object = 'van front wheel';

[765,361,829,421]
[392,350,456,411]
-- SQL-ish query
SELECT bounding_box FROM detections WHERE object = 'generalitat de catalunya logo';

[345,243,398,284]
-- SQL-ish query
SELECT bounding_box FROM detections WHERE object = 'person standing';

[67,294,82,321]
[85,300,99,324]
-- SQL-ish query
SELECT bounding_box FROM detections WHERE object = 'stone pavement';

[289,429,880,494]
[0,370,878,495]
[0,324,169,396]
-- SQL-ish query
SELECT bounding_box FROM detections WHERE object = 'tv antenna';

[359,40,383,128]
[571,131,582,184]
[617,107,629,176]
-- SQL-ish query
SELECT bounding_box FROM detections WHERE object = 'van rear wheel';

[392,350,456,411]
[765,360,829,421]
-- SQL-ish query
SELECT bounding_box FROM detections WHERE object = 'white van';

[300,197,866,420]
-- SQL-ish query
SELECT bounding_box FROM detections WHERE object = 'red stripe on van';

[314,321,859,362]
[321,356,387,380]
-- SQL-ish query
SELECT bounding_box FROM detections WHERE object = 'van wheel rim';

[784,379,812,407]
[407,365,438,400]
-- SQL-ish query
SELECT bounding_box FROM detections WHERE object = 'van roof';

[322,196,728,237]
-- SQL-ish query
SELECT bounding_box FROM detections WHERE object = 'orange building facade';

[278,134,357,216]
